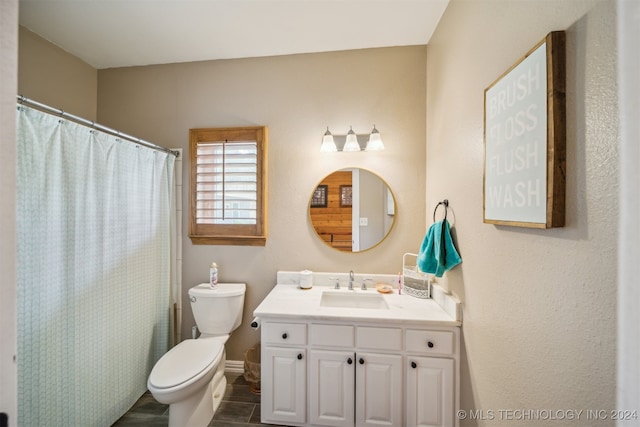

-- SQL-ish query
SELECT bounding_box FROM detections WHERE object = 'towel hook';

[433,199,449,222]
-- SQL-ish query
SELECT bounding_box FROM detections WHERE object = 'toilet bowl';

[147,283,246,427]
[148,336,227,426]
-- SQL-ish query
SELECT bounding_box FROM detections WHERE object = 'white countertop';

[254,283,461,327]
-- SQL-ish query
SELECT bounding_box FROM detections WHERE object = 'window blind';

[195,140,258,225]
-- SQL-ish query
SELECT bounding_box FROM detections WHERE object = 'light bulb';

[320,127,337,152]
[343,126,361,152]
[365,125,384,151]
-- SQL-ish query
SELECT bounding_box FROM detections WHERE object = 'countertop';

[254,284,461,327]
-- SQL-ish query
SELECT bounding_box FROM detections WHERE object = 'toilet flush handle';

[190,296,196,303]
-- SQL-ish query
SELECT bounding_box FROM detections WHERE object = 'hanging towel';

[417,220,462,278]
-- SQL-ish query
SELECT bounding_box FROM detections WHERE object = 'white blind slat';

[195,140,259,225]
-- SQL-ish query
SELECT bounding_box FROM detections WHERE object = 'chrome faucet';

[348,270,355,290]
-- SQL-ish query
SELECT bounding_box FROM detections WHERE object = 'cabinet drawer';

[310,324,354,348]
[406,330,454,355]
[357,327,402,351]
[263,322,307,345]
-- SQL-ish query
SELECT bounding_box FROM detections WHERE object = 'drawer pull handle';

[427,341,435,348]
[411,361,417,369]
[282,333,288,340]
[347,358,353,365]
[297,353,303,360]
[359,358,365,365]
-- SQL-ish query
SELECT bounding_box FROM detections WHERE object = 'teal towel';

[417,220,462,278]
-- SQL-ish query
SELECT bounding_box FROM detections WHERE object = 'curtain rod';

[17,95,179,158]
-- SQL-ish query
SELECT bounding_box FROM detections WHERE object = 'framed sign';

[340,185,352,207]
[311,185,328,208]
[483,31,566,228]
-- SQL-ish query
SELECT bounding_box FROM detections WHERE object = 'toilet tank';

[188,283,246,335]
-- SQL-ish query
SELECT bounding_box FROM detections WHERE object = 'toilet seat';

[149,338,224,390]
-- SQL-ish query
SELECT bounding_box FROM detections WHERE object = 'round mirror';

[309,168,396,252]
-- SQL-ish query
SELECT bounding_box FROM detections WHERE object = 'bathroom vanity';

[254,271,461,427]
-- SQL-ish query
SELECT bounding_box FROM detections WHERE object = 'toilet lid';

[149,339,223,389]
[189,283,246,298]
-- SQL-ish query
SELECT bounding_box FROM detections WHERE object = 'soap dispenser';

[209,262,218,289]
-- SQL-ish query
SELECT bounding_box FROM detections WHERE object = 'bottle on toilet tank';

[209,262,218,289]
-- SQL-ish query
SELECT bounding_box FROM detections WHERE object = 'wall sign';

[483,31,566,228]
[339,185,352,207]
[311,185,328,208]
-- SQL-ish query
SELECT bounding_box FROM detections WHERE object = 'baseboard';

[225,359,244,374]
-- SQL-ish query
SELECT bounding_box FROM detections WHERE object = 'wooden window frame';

[189,126,268,246]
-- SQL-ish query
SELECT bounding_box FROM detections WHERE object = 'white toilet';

[147,283,246,427]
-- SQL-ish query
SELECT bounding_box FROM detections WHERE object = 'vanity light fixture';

[365,125,385,151]
[319,127,338,152]
[320,125,385,152]
[342,126,361,152]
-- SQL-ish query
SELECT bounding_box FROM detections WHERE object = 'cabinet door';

[355,352,403,427]
[406,356,454,427]
[309,350,355,427]
[262,346,306,425]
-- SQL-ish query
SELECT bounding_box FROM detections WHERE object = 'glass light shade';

[342,127,361,152]
[320,127,337,152]
[365,126,385,151]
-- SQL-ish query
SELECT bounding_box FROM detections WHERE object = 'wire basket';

[402,253,431,299]
[243,344,261,395]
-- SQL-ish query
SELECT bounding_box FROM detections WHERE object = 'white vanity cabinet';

[308,350,403,427]
[308,323,355,427]
[307,324,403,427]
[260,318,459,427]
[405,329,457,427]
[354,351,403,426]
[406,356,454,427]
[309,349,354,427]
[353,326,403,427]
[255,278,461,427]
[261,321,308,425]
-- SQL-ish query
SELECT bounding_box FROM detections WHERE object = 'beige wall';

[97,47,428,360]
[426,0,617,425]
[1,0,18,421]
[18,26,97,121]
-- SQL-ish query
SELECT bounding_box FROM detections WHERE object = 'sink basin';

[320,291,389,309]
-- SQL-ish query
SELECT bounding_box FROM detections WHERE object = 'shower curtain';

[16,105,176,426]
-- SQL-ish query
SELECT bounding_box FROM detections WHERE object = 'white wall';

[0,0,18,423]
[426,1,617,424]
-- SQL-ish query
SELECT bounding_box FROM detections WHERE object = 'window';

[189,127,267,245]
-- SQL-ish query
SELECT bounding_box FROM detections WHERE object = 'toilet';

[148,283,246,427]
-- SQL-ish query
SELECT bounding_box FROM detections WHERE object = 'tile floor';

[111,372,285,427]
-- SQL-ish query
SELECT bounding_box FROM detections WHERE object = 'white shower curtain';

[16,105,176,426]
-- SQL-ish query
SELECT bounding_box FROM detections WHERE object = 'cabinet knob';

[297,353,303,360]
[427,341,434,348]
[359,358,365,365]
[347,357,353,365]
[282,333,288,340]
[411,361,417,369]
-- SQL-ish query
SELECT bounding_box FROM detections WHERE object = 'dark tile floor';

[112,372,285,427]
